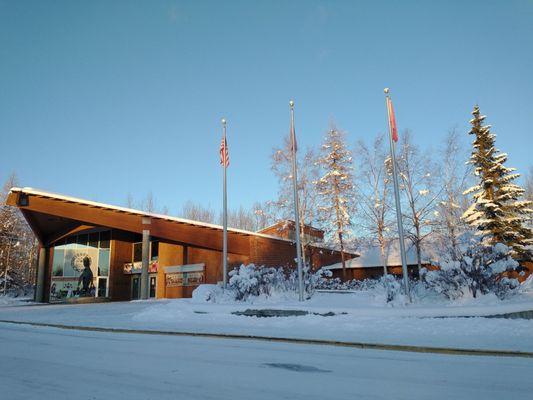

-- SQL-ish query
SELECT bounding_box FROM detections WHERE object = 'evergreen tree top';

[462,105,532,260]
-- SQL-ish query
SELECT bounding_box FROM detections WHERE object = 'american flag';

[387,97,399,142]
[220,136,229,167]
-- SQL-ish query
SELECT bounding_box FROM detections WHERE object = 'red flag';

[387,97,399,142]
[290,125,297,153]
[220,136,229,167]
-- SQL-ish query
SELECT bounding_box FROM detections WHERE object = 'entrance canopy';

[6,187,292,254]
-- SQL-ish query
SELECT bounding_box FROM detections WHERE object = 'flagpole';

[384,88,411,301]
[222,118,228,290]
[289,100,305,301]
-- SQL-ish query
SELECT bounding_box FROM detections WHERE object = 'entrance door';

[97,277,108,298]
[131,276,140,300]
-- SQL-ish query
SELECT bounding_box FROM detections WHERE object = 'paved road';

[1,322,531,400]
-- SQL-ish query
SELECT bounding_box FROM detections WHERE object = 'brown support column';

[34,247,46,302]
[140,217,151,300]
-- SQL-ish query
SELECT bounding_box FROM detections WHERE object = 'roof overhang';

[6,187,287,253]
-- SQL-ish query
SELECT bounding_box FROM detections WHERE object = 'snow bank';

[0,295,34,307]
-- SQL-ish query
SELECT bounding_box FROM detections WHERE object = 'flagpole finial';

[289,100,294,108]
[221,118,226,125]
[384,88,390,94]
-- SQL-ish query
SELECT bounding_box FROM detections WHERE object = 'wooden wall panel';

[188,247,222,285]
[109,231,136,301]
[158,243,184,298]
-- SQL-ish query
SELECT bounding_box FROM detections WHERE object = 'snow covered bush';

[424,241,520,300]
[313,273,404,303]
[228,264,289,301]
[227,265,341,301]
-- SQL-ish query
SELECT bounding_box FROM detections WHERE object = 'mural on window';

[50,231,111,301]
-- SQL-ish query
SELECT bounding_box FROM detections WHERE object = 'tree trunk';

[339,231,346,280]
[414,222,422,276]
[378,233,388,276]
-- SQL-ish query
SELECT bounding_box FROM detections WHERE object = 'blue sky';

[1,0,532,215]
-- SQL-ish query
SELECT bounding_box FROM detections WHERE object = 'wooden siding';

[109,230,136,301]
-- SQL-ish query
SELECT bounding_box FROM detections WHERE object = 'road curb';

[1,319,532,359]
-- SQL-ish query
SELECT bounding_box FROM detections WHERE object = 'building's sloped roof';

[257,220,324,235]
[324,240,438,270]
[8,187,291,243]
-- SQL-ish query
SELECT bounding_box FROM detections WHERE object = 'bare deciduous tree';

[397,130,442,273]
[220,202,271,232]
[1,173,38,294]
[270,136,320,264]
[435,129,471,258]
[355,134,394,274]
[180,201,216,223]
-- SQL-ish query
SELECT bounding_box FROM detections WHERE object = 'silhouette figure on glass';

[78,256,94,296]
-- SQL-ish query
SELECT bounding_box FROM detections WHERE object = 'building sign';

[123,261,158,274]
[165,264,205,287]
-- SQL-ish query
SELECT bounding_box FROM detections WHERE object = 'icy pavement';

[1,290,533,352]
[1,322,532,400]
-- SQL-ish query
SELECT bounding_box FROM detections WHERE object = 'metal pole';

[289,100,305,301]
[384,88,411,301]
[222,118,228,290]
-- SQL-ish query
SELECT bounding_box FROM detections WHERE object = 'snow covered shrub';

[380,274,403,303]
[425,241,519,300]
[313,272,403,302]
[228,264,289,300]
[303,267,332,297]
[227,265,342,301]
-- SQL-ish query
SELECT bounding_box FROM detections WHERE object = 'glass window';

[50,230,112,301]
[151,241,159,261]
[98,278,107,297]
[98,249,110,276]
[133,242,142,263]
[88,233,99,248]
[54,238,65,250]
[76,234,89,248]
[52,248,64,277]
[99,231,110,249]
[63,247,77,277]
[65,236,76,248]
[86,247,98,276]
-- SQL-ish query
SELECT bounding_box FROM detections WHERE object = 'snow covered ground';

[1,322,532,400]
[1,286,533,352]
[0,294,34,307]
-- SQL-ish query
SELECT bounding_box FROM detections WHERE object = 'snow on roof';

[323,240,437,270]
[9,187,293,243]
[257,220,324,234]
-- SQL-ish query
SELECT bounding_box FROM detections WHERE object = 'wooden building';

[324,241,437,280]
[258,220,325,243]
[6,187,355,303]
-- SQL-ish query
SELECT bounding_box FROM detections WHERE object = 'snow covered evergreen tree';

[315,126,355,279]
[525,166,533,203]
[462,106,533,260]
